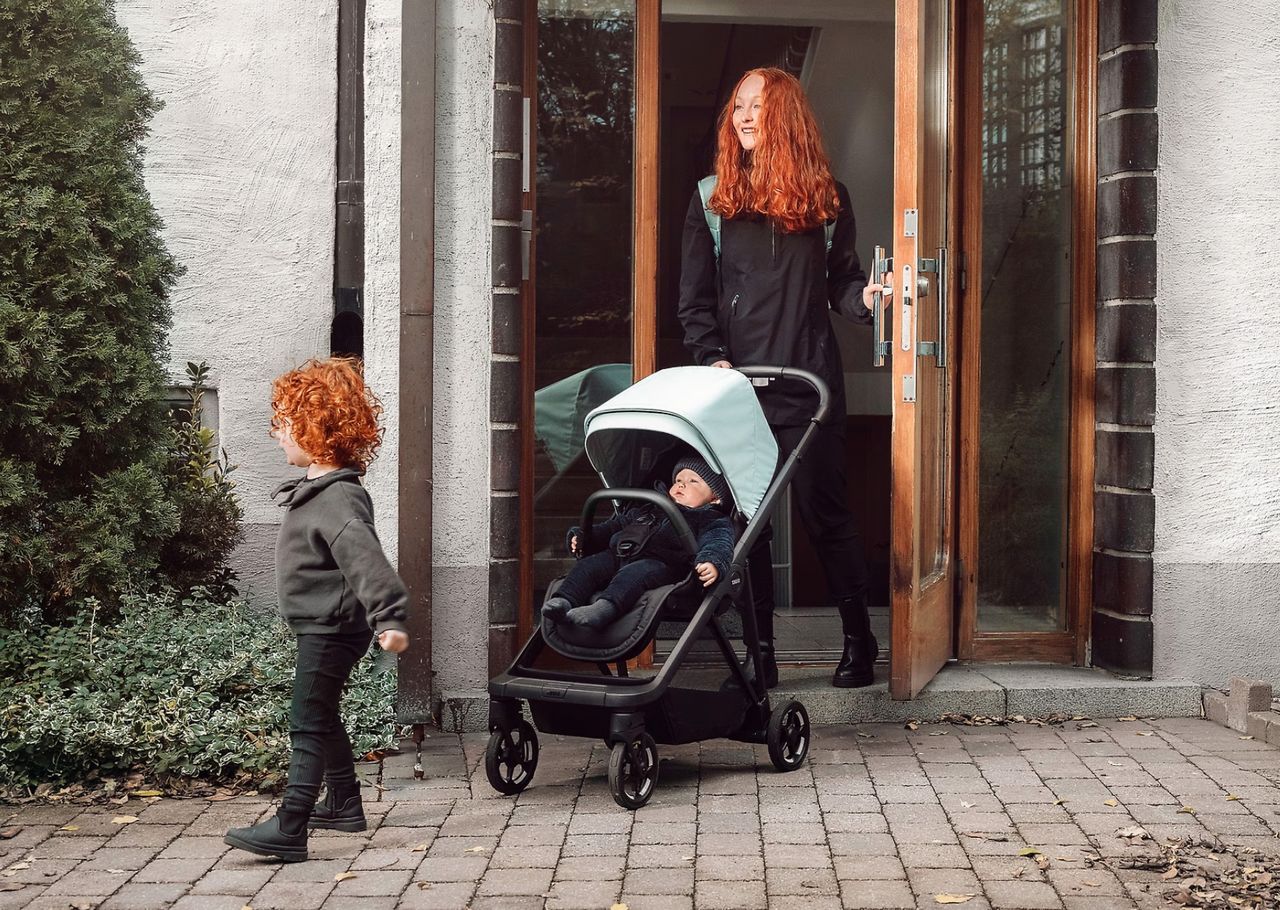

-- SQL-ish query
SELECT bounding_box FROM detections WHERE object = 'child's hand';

[378,630,409,653]
[696,562,719,587]
[569,534,580,556]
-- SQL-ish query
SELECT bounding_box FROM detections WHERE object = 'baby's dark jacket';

[273,467,409,637]
[567,501,735,580]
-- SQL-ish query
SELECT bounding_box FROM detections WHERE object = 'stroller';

[486,365,831,810]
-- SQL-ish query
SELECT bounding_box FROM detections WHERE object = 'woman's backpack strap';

[697,175,721,259]
[701,174,834,265]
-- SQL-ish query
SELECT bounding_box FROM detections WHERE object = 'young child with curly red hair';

[224,357,409,863]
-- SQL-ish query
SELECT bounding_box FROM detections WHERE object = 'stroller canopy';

[583,366,778,518]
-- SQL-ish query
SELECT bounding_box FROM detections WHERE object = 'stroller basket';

[486,365,831,809]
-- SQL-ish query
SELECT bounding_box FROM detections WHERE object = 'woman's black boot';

[832,593,878,688]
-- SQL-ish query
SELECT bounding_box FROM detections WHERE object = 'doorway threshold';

[773,662,1205,724]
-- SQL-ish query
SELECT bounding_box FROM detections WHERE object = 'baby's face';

[669,468,718,508]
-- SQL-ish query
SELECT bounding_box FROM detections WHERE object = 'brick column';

[1092,0,1157,675]
[489,0,524,673]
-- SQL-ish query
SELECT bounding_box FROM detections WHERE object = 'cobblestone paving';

[3,718,1279,909]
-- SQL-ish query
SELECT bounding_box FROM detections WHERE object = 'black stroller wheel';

[767,700,810,772]
[484,720,539,795]
[608,732,659,810]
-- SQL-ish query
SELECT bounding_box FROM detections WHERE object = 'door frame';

[953,0,1097,664]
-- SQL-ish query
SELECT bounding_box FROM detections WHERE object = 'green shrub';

[0,0,182,619]
[0,590,403,791]
[159,363,245,596]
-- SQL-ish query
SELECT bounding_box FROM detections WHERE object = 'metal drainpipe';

[398,0,436,755]
[332,0,365,357]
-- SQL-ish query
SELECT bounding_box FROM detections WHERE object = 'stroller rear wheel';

[608,732,659,810]
[484,720,539,795]
[767,700,810,772]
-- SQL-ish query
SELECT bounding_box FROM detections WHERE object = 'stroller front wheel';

[767,700,810,772]
[608,732,659,810]
[484,719,539,795]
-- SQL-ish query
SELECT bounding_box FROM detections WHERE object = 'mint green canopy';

[583,366,778,519]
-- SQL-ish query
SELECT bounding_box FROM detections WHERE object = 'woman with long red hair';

[678,67,891,690]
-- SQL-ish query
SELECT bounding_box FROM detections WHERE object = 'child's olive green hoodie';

[273,467,408,636]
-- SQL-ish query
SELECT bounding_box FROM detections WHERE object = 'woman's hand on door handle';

[863,273,894,311]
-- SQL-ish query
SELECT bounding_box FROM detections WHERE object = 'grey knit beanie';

[672,454,731,504]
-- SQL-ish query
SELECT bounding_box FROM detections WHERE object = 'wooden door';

[889,0,959,700]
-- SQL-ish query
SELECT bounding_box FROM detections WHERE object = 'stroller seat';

[539,573,713,664]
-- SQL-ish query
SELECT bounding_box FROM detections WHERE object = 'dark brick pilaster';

[489,2,525,675]
[1093,0,1157,677]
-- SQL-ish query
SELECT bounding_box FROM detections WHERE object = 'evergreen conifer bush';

[0,1,225,617]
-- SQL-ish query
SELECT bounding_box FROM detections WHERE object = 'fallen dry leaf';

[334,871,358,882]
[611,904,629,910]
[1054,799,1066,806]
[414,882,430,890]
[1177,806,1197,815]
[1240,735,1254,740]
[1163,866,1180,880]
[0,828,18,840]
[1019,847,1044,857]
[133,790,163,798]
[1035,855,1051,871]
[111,815,138,825]
[1136,731,1155,736]
[934,894,975,904]
[60,825,79,831]
[961,801,975,809]
[1117,715,1138,721]
[411,843,429,852]
[1104,799,1119,807]
[1226,794,1241,801]
[1010,866,1026,879]
[106,869,128,875]
[1116,826,1149,839]
[465,846,487,854]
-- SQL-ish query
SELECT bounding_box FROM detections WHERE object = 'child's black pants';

[279,630,372,829]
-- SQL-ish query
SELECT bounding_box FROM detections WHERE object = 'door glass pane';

[533,0,636,600]
[976,0,1073,631]
[919,0,951,583]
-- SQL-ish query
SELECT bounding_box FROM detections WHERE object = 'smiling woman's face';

[732,73,765,151]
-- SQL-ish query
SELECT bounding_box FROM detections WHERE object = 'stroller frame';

[487,366,831,809]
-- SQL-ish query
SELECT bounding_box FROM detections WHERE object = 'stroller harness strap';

[612,511,663,560]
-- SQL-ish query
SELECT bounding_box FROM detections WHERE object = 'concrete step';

[771,662,1205,725]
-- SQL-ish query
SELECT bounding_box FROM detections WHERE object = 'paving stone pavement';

[3,717,1280,909]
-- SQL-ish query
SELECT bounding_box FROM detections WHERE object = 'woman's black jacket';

[677,181,872,427]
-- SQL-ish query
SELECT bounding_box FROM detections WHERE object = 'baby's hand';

[696,562,719,587]
[378,630,409,653]
[569,534,580,556]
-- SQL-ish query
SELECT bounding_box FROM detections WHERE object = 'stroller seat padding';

[542,578,695,663]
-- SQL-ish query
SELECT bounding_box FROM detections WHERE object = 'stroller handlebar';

[733,366,831,426]
[580,488,700,559]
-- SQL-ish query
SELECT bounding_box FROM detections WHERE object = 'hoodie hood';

[273,467,364,509]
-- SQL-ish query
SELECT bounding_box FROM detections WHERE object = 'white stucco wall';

[431,0,495,697]
[1153,2,1280,686]
[117,1,337,598]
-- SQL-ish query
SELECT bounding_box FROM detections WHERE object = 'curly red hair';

[271,357,384,471]
[709,67,840,234]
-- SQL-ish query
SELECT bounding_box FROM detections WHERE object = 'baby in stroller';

[541,454,735,629]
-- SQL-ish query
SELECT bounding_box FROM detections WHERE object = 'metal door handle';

[871,245,892,368]
[916,248,947,368]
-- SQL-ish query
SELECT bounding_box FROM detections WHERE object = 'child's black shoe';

[309,793,367,832]
[224,815,308,863]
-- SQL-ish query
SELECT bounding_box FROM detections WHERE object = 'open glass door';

[889,0,957,700]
